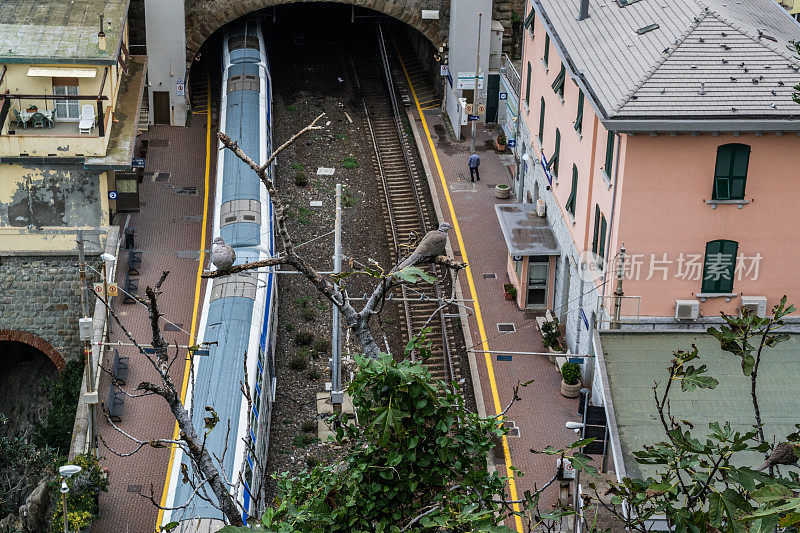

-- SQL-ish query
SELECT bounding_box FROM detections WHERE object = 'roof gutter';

[604,118,800,133]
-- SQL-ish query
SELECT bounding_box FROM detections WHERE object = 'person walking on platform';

[468,152,481,182]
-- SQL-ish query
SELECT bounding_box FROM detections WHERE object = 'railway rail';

[349,25,459,384]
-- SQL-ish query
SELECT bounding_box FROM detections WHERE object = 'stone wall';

[493,0,525,58]
[0,256,96,366]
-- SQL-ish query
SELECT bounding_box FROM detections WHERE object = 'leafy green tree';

[34,359,84,455]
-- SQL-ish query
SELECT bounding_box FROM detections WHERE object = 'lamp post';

[59,464,82,533]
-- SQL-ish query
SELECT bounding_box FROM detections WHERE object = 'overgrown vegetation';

[341,156,359,169]
[34,359,83,455]
[48,454,108,532]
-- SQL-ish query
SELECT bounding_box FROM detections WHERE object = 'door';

[526,256,549,309]
[486,74,500,123]
[115,172,140,212]
[153,91,170,124]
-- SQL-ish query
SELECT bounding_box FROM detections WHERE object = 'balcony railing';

[500,53,521,97]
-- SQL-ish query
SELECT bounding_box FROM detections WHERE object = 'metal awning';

[494,203,560,256]
[27,67,97,78]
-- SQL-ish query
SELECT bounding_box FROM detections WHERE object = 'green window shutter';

[713,143,750,200]
[551,64,565,98]
[592,204,600,254]
[599,214,607,260]
[538,97,545,141]
[525,62,532,106]
[553,128,561,177]
[574,90,584,134]
[701,240,738,293]
[544,34,550,67]
[524,7,536,33]
[567,164,578,215]
[604,130,615,175]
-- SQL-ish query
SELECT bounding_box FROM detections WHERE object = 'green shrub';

[294,172,309,186]
[301,420,317,433]
[561,362,581,386]
[313,339,329,355]
[285,323,295,333]
[286,104,297,111]
[342,188,358,208]
[307,368,321,380]
[301,306,316,321]
[305,456,320,468]
[297,206,312,224]
[335,133,347,140]
[34,359,83,455]
[341,156,359,169]
[292,433,318,448]
[295,330,314,346]
[541,318,562,351]
[49,454,108,532]
[289,356,307,371]
[290,162,303,170]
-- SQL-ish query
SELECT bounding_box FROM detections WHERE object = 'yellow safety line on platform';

[155,72,212,530]
[394,45,524,532]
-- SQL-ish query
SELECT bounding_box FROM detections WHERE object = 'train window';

[229,35,260,51]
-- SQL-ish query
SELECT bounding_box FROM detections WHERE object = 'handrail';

[501,53,521,97]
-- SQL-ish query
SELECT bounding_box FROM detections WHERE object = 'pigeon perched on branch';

[757,442,799,471]
[395,223,452,271]
[211,237,236,271]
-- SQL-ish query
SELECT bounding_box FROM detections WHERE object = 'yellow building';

[0,0,146,252]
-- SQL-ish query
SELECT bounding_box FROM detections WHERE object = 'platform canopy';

[494,203,560,256]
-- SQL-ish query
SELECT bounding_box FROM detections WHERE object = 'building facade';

[0,0,146,361]
[509,0,800,358]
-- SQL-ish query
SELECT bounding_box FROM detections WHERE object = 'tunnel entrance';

[0,341,59,439]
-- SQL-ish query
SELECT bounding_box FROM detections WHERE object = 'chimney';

[98,14,107,51]
[578,0,590,20]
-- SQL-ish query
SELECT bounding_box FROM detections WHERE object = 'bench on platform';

[105,383,125,422]
[127,250,142,276]
[123,275,139,304]
[111,349,130,386]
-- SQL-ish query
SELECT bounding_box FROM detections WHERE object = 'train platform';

[397,63,580,529]
[91,118,214,532]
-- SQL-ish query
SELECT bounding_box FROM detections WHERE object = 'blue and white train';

[162,19,277,531]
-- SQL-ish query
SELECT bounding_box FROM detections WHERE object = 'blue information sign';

[468,114,480,121]
[497,354,513,362]
[507,139,516,148]
[132,158,145,169]
[108,191,117,200]
[499,92,508,100]
[581,309,590,329]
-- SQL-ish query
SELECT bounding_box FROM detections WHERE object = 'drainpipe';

[601,132,622,323]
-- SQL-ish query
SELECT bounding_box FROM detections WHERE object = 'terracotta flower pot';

[504,291,514,301]
[561,380,582,398]
[495,140,506,152]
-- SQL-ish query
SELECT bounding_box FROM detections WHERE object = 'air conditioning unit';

[675,299,699,320]
[740,296,767,318]
[536,197,546,217]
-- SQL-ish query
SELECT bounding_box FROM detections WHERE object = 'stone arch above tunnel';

[184,0,447,65]
[0,330,66,372]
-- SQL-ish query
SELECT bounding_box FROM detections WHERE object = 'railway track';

[349,26,460,384]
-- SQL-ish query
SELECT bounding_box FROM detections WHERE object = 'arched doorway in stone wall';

[0,334,63,438]
[184,0,444,66]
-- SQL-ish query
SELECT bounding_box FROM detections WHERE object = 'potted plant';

[495,184,511,199]
[503,283,517,301]
[495,131,507,152]
[541,318,564,363]
[560,361,582,398]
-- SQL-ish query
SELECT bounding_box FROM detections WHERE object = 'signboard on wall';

[176,77,185,96]
[456,72,485,90]
[440,64,449,76]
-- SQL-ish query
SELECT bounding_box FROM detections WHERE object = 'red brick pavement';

[411,111,580,514]
[92,120,214,533]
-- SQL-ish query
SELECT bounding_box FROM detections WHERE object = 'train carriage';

[161,19,276,531]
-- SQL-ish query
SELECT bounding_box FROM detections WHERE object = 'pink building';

[501,0,800,355]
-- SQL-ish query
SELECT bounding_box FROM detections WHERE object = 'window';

[574,90,584,134]
[591,205,607,260]
[604,130,615,175]
[53,77,79,120]
[550,128,561,178]
[524,7,535,37]
[551,64,565,98]
[525,62,532,106]
[713,143,750,200]
[538,97,545,141]
[566,164,578,215]
[701,240,738,293]
[543,34,550,67]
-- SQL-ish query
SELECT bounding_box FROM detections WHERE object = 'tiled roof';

[0,0,129,64]
[535,0,800,121]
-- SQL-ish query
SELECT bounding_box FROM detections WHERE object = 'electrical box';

[489,20,504,70]
[83,391,99,405]
[78,317,93,341]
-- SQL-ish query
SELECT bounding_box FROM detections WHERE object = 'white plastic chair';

[79,104,95,134]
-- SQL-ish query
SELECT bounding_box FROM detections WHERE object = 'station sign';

[499,92,508,100]
[507,139,517,148]
[132,158,145,168]
[496,354,513,362]
[456,72,485,90]
[108,191,117,200]
[468,114,480,121]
